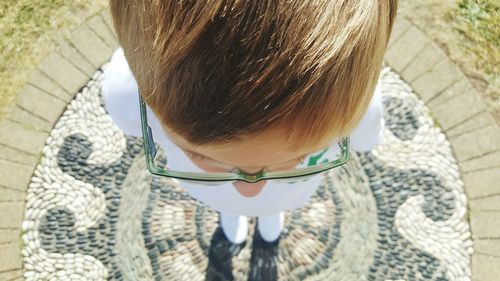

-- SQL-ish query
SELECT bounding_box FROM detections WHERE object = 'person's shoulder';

[102,48,138,101]
[349,81,384,152]
[101,48,142,136]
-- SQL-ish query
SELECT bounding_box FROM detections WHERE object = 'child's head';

[110,0,397,152]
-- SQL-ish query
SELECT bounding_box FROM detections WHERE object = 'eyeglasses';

[139,93,350,185]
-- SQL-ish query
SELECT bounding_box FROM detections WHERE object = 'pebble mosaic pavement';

[20,65,474,281]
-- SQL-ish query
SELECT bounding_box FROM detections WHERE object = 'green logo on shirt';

[307,148,329,167]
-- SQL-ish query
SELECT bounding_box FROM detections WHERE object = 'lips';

[232,180,267,197]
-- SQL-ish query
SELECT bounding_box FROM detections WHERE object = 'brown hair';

[110,0,398,148]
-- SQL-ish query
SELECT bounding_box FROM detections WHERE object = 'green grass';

[0,0,106,119]
[455,0,499,81]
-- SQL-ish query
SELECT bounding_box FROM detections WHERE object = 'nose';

[233,180,267,197]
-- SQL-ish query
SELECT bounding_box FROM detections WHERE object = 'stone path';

[0,8,499,281]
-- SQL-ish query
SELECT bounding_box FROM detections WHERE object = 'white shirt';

[102,49,384,217]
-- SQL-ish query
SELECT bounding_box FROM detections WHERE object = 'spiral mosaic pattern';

[21,66,473,281]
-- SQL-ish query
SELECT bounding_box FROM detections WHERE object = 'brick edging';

[385,16,500,281]
[0,9,118,279]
